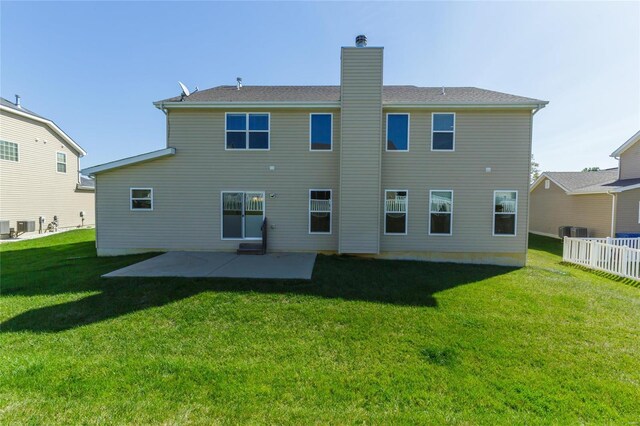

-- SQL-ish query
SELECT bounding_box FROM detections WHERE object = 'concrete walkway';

[103,251,317,280]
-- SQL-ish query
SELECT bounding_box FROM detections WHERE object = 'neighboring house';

[0,96,95,237]
[83,36,547,266]
[530,130,640,238]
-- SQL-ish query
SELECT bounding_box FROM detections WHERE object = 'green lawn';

[1,230,639,424]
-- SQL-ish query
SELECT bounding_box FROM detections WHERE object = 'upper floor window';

[429,190,453,235]
[309,189,332,233]
[386,113,409,151]
[432,113,455,151]
[384,190,408,235]
[493,190,517,236]
[0,140,18,162]
[310,114,332,151]
[226,113,269,150]
[56,152,67,173]
[131,188,153,211]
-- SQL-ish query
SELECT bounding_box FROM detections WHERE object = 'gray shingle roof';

[545,169,619,192]
[543,169,639,193]
[79,176,95,188]
[157,85,547,105]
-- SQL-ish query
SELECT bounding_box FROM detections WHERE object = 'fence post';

[621,246,628,278]
[590,241,598,268]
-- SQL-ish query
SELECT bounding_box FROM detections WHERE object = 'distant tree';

[531,155,541,183]
[582,167,601,172]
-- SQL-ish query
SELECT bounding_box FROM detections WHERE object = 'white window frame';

[385,113,410,152]
[0,140,19,162]
[130,187,153,211]
[56,151,67,174]
[492,190,518,237]
[224,112,271,151]
[309,113,333,152]
[431,112,456,152]
[384,189,408,235]
[308,189,332,234]
[220,191,266,241]
[429,190,453,236]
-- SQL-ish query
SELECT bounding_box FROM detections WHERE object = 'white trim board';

[610,129,640,158]
[82,148,176,176]
[0,104,87,156]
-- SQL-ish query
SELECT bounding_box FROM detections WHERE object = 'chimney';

[14,94,21,108]
[355,34,367,47]
[236,77,242,90]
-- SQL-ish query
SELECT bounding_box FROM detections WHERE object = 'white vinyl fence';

[563,237,640,281]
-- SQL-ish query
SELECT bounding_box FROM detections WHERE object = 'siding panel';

[616,188,640,234]
[96,109,340,252]
[339,47,383,253]
[530,179,613,238]
[619,142,640,180]
[0,111,94,234]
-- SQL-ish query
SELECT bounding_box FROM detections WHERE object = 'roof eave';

[154,101,548,110]
[0,105,87,156]
[153,101,341,109]
[82,147,176,176]
[610,130,640,158]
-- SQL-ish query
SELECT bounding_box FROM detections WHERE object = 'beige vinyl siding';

[96,108,340,252]
[530,179,613,238]
[615,188,640,234]
[338,47,383,254]
[0,111,94,233]
[619,141,640,180]
[381,109,532,253]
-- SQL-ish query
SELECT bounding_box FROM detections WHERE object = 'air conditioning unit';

[0,220,9,235]
[570,227,588,238]
[17,221,36,233]
[558,226,572,238]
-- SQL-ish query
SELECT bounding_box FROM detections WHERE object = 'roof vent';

[14,94,21,108]
[355,35,367,47]
[236,77,242,90]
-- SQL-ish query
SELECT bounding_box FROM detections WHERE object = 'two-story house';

[0,96,95,237]
[530,130,640,238]
[83,37,547,266]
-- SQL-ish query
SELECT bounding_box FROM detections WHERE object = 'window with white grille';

[309,190,332,234]
[385,190,408,234]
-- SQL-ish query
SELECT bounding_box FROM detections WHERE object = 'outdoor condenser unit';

[570,227,588,238]
[0,220,9,235]
[17,221,36,233]
[558,226,572,238]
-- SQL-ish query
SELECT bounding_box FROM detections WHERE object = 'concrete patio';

[103,251,317,280]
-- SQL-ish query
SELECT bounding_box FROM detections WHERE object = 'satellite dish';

[178,81,190,97]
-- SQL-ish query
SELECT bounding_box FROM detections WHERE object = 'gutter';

[153,101,550,110]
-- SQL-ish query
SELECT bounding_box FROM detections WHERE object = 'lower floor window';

[130,188,153,210]
[309,190,332,233]
[385,190,407,234]
[494,190,517,235]
[430,190,453,235]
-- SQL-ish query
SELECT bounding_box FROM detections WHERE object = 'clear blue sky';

[2,1,638,171]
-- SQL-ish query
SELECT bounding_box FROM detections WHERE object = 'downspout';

[524,104,546,262]
[158,102,170,148]
[608,192,617,237]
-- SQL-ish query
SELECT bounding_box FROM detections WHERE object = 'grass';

[1,230,639,424]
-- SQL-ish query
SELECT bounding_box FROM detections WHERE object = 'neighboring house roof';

[79,176,95,188]
[155,85,547,108]
[82,147,176,176]
[610,129,640,158]
[0,97,87,156]
[532,168,639,194]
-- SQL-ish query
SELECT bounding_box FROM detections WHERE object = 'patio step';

[237,242,265,255]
